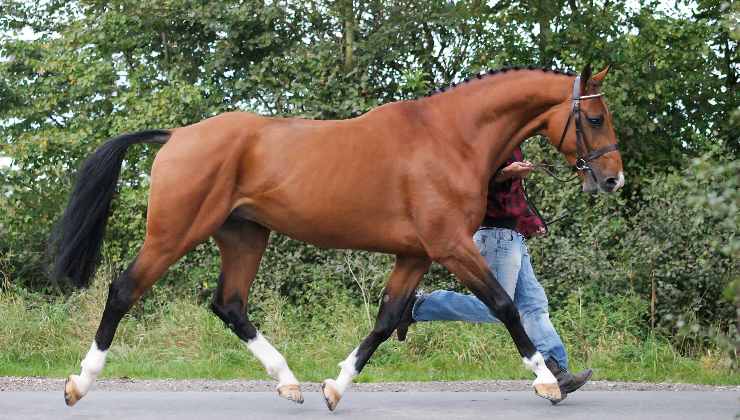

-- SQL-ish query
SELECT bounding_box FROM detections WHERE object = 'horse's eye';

[587,115,604,126]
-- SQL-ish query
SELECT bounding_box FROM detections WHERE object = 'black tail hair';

[48,130,171,288]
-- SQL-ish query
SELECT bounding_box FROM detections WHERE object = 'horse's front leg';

[429,232,562,403]
[321,256,430,411]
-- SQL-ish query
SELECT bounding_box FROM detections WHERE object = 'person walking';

[396,146,592,400]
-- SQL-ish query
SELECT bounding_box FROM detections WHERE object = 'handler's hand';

[495,160,534,182]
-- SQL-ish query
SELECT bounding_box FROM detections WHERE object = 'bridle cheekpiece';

[555,76,618,177]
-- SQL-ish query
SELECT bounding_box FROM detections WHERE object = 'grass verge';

[0,279,737,385]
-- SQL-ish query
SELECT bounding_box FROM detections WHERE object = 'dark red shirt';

[483,147,545,238]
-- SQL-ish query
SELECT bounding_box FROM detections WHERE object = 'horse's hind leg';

[64,162,234,406]
[210,219,303,404]
[321,256,430,411]
[64,239,194,406]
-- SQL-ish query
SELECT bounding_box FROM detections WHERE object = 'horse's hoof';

[277,384,304,404]
[321,379,342,411]
[64,376,82,407]
[550,390,567,405]
[533,382,563,403]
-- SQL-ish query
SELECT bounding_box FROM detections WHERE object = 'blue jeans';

[412,227,569,369]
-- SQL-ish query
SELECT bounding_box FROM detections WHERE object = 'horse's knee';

[370,292,412,341]
[370,310,405,341]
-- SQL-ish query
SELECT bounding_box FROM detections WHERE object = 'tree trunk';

[342,0,355,71]
[529,0,556,66]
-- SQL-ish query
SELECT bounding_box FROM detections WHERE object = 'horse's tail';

[49,129,172,288]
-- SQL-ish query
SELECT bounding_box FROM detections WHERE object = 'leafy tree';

[0,0,736,345]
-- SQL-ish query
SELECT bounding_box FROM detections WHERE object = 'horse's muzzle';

[601,171,625,192]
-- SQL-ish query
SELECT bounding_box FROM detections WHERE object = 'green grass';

[1,279,737,385]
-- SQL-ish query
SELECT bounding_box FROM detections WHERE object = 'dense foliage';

[1,1,737,352]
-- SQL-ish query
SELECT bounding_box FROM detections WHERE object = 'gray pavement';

[0,391,738,420]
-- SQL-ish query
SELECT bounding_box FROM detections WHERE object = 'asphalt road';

[1,391,737,420]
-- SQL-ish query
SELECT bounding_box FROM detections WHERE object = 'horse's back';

[241,107,427,253]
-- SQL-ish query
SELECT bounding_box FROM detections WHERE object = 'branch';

[486,0,513,14]
[161,32,169,66]
[568,0,578,14]
[253,91,274,115]
[724,35,737,91]
[48,114,64,128]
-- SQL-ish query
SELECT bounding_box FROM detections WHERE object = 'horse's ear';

[591,64,611,83]
[580,62,592,92]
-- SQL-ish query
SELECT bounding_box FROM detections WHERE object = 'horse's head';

[542,64,623,193]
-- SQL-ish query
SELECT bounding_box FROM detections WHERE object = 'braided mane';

[422,66,577,98]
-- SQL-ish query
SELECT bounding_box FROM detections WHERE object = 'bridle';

[555,75,619,180]
[524,74,620,228]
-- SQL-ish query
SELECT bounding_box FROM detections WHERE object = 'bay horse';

[51,64,623,410]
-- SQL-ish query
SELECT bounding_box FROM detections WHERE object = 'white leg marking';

[523,352,557,385]
[333,347,359,395]
[70,341,108,396]
[246,332,298,387]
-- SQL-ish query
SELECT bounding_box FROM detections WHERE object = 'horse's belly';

[233,203,425,256]
[287,222,423,255]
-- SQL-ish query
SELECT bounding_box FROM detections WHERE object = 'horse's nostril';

[604,177,618,189]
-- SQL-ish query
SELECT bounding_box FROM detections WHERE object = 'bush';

[521,142,737,352]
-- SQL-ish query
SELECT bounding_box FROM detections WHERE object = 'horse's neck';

[425,71,572,181]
